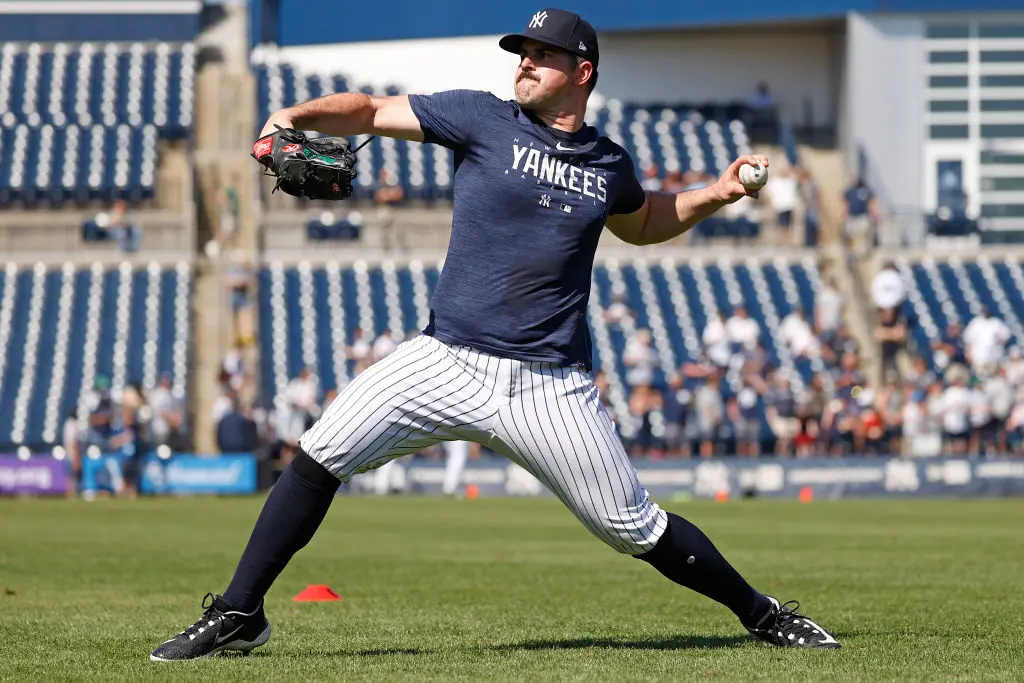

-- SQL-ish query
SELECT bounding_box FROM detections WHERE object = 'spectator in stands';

[109,401,145,498]
[779,307,819,359]
[725,305,760,355]
[1006,385,1024,455]
[747,80,777,111]
[661,170,686,194]
[730,383,762,458]
[603,286,634,329]
[764,372,800,456]
[841,177,882,255]
[765,167,800,244]
[796,167,822,246]
[821,321,860,369]
[62,410,83,497]
[694,371,725,458]
[593,370,618,427]
[901,389,942,458]
[624,328,659,388]
[721,194,760,240]
[285,366,321,433]
[109,199,142,253]
[874,306,907,380]
[969,378,997,455]
[822,394,861,456]
[226,250,256,347]
[815,276,844,341]
[938,372,973,455]
[375,168,405,251]
[962,307,1011,377]
[347,327,373,375]
[371,330,400,363]
[857,388,887,455]
[1007,346,1024,387]
[661,372,690,457]
[906,355,937,393]
[833,351,867,395]
[206,175,240,258]
[221,340,247,393]
[626,384,660,457]
[640,164,662,192]
[794,374,826,457]
[85,375,115,450]
[148,372,184,449]
[870,261,905,314]
[746,81,779,142]
[932,320,967,372]
[212,385,236,429]
[875,372,905,454]
[983,368,1013,455]
[702,310,731,369]
[217,397,259,454]
[740,336,775,380]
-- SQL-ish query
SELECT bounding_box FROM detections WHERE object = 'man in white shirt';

[725,305,761,352]
[939,375,973,455]
[623,328,659,388]
[962,308,1011,377]
[901,391,941,458]
[779,308,819,359]
[702,310,732,368]
[815,277,844,337]
[371,330,399,363]
[766,167,800,241]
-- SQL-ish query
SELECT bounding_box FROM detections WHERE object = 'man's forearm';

[269,93,376,137]
[637,185,731,245]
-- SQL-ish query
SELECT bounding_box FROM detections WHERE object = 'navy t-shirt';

[408,89,646,370]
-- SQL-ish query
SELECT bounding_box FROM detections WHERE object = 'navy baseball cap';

[499,8,599,67]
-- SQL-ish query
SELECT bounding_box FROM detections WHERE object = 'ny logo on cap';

[529,10,548,28]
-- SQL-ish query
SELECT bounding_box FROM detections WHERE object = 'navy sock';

[638,512,772,629]
[222,451,340,612]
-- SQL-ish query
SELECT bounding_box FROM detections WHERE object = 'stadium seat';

[0,262,192,451]
[0,41,194,205]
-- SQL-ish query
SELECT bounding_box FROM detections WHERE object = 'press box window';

[930,75,969,88]
[929,51,969,64]
[929,100,969,113]
[930,125,969,139]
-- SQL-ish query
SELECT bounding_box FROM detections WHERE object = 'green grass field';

[1,496,1023,681]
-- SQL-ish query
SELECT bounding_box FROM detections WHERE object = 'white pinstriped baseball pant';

[300,334,668,555]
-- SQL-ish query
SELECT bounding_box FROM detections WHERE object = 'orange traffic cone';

[293,585,342,602]
[799,486,814,503]
[465,483,480,500]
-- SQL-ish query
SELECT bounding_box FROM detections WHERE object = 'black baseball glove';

[252,126,359,200]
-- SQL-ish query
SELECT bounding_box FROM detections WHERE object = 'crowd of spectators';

[61,372,187,498]
[211,326,419,479]
[609,270,1024,459]
[639,163,820,247]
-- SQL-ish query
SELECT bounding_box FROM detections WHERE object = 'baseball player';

[151,8,839,661]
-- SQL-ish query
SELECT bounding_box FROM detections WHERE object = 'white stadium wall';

[274,24,842,128]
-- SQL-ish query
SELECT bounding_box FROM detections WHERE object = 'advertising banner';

[0,455,68,495]
[346,456,1024,499]
[138,454,257,495]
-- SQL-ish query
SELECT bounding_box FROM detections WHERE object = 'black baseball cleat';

[747,597,841,649]
[150,593,271,661]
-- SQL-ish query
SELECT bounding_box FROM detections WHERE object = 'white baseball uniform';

[301,335,667,554]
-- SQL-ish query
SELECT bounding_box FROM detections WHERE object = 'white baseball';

[739,163,768,191]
